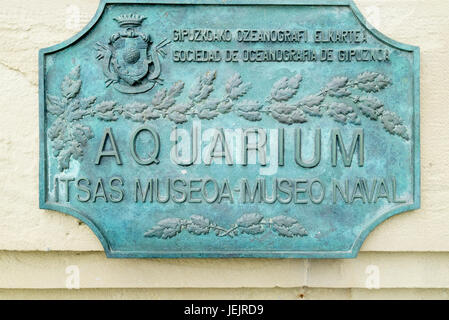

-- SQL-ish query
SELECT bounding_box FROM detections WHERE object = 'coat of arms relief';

[96,14,170,94]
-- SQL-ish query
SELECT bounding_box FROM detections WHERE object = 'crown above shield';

[114,14,146,28]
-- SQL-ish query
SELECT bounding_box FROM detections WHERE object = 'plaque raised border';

[39,0,420,258]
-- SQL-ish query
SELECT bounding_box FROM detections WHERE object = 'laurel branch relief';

[46,66,409,171]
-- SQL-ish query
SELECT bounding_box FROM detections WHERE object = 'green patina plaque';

[39,0,420,258]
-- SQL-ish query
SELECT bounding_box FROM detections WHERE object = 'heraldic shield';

[96,14,169,94]
[113,36,150,86]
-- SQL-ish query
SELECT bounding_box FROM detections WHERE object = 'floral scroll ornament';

[144,213,308,239]
[46,65,409,171]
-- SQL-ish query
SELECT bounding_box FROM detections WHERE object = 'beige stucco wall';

[0,0,448,299]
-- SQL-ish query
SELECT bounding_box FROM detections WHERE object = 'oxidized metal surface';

[39,0,420,258]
